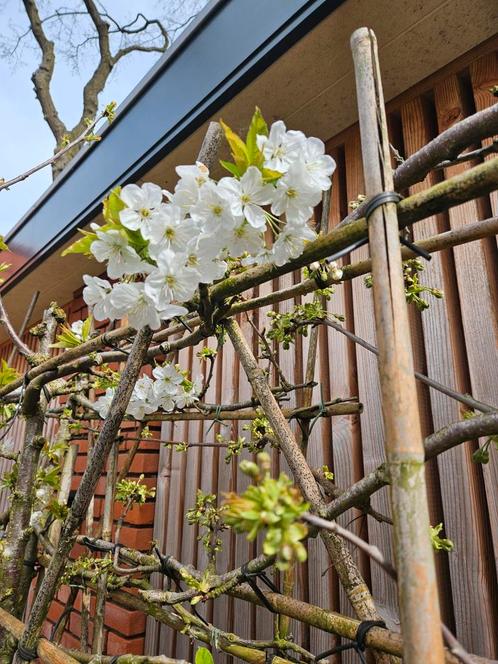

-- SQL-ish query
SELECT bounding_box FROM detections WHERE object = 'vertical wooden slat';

[469,53,498,218]
[433,73,498,656]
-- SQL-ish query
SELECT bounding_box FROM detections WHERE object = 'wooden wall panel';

[147,49,498,660]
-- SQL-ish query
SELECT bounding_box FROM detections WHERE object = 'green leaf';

[0,359,19,387]
[81,315,93,341]
[0,236,9,252]
[103,186,125,225]
[219,159,242,178]
[220,119,248,170]
[261,167,282,183]
[246,106,268,165]
[61,230,97,257]
[195,647,214,664]
[51,326,82,349]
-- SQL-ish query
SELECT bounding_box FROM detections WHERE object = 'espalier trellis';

[0,27,496,664]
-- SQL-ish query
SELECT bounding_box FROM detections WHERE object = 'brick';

[107,632,145,655]
[74,593,96,614]
[47,600,65,623]
[104,602,146,636]
[118,452,159,475]
[113,501,155,525]
[61,632,81,650]
[112,525,153,550]
[69,612,95,642]
[57,586,72,603]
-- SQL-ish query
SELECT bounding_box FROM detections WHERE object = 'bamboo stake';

[0,607,79,664]
[92,440,119,654]
[351,27,444,663]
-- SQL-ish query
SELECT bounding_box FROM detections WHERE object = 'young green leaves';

[220,107,280,182]
[223,452,309,570]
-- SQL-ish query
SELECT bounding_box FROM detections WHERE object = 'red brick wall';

[0,285,162,653]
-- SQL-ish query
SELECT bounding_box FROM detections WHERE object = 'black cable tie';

[16,644,38,662]
[355,619,386,651]
[314,620,386,663]
[175,316,193,332]
[240,563,278,614]
[399,235,432,261]
[154,546,174,577]
[326,192,403,266]
[103,334,130,356]
[23,559,37,569]
[109,656,121,664]
[80,535,119,554]
[363,191,403,220]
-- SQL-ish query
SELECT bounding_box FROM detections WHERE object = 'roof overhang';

[1,0,496,338]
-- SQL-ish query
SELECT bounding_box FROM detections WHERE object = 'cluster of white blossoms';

[81,116,335,331]
[94,362,201,420]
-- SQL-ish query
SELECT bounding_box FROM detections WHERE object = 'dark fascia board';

[2,0,345,293]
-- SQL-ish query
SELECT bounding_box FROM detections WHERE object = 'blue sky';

[0,0,207,236]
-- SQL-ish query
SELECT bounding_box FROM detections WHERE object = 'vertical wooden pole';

[350,27,445,663]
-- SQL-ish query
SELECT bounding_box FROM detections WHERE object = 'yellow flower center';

[286,188,297,199]
[140,208,151,218]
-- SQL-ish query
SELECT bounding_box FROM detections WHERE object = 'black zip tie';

[240,563,279,613]
[399,233,432,261]
[175,316,193,332]
[23,559,37,569]
[103,334,130,356]
[205,404,228,435]
[109,656,121,664]
[154,546,173,577]
[314,619,386,663]
[80,535,120,554]
[363,191,403,220]
[364,191,430,261]
[16,644,38,662]
[326,191,430,264]
[153,546,209,625]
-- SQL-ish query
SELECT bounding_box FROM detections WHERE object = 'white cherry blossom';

[91,230,145,279]
[110,282,162,330]
[153,363,184,396]
[257,121,305,173]
[190,181,236,232]
[145,250,200,309]
[219,167,273,229]
[82,275,116,321]
[223,220,264,258]
[185,236,227,283]
[143,205,197,259]
[94,388,115,419]
[272,222,316,266]
[174,377,201,409]
[158,303,189,321]
[271,163,322,224]
[119,182,163,231]
[302,137,336,191]
[127,376,160,420]
[170,162,210,211]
